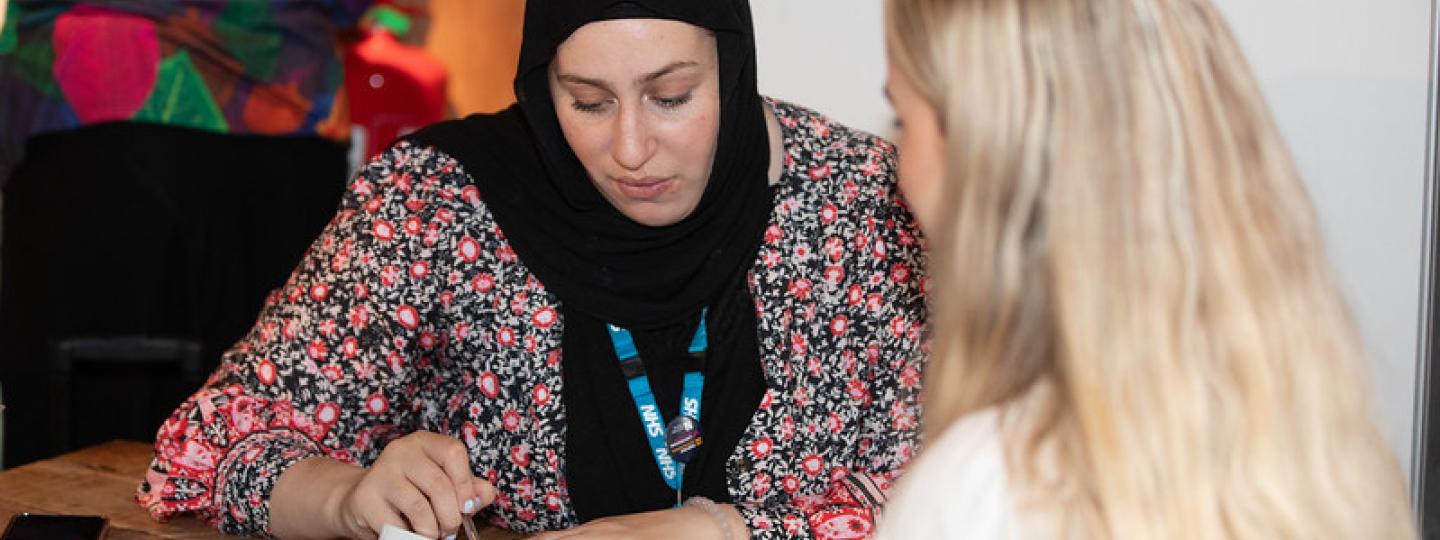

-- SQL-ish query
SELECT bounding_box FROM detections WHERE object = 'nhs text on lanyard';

[605,309,707,503]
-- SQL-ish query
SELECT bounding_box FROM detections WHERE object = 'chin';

[624,208,687,227]
[618,200,700,227]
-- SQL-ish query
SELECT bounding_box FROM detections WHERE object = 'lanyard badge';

[606,309,708,497]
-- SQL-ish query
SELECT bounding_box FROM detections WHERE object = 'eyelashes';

[652,93,693,109]
[570,93,695,115]
[572,100,609,113]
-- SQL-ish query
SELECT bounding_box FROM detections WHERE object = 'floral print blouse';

[137,99,929,539]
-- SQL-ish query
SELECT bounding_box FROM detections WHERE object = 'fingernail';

[463,499,476,513]
[445,534,456,540]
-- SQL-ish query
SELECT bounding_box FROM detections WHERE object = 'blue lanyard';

[605,309,707,493]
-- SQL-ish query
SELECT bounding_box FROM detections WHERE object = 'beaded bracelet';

[683,496,735,540]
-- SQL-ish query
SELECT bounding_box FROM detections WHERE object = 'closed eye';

[572,99,612,114]
[652,93,693,109]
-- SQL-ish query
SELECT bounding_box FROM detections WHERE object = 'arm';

[740,141,928,540]
[137,142,466,536]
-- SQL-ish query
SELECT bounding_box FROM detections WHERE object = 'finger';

[343,481,400,540]
[390,482,443,539]
[403,459,462,535]
[474,479,498,509]
[421,434,480,515]
[360,505,408,540]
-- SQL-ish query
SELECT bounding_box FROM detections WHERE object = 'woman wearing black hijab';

[139,1,928,539]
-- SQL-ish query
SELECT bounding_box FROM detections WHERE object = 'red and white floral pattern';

[137,100,927,539]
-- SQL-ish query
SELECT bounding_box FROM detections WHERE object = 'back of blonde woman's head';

[886,0,1416,536]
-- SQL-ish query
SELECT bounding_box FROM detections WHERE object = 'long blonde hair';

[886,0,1415,536]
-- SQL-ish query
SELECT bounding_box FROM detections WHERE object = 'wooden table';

[0,441,520,539]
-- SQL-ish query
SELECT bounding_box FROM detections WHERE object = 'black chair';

[49,337,203,454]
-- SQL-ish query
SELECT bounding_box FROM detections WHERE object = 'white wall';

[753,1,891,137]
[754,0,1436,483]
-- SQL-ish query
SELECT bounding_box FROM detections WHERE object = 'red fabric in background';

[344,29,447,159]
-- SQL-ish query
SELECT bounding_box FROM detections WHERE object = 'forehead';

[554,18,717,69]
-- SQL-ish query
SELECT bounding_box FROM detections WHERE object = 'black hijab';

[405,0,771,522]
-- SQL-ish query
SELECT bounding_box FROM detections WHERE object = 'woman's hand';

[529,504,746,540]
[272,431,496,540]
[334,431,498,539]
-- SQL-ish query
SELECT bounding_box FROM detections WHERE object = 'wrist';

[684,497,744,540]
[276,456,365,539]
[319,459,367,538]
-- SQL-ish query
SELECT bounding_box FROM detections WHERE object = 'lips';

[614,176,674,200]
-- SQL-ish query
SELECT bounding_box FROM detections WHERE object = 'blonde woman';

[877,0,1416,537]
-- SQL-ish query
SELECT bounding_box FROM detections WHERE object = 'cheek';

[659,113,720,179]
[555,112,611,173]
[896,133,945,231]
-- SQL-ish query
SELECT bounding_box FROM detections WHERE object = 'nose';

[611,104,657,171]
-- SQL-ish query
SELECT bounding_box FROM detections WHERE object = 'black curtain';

[0,122,348,466]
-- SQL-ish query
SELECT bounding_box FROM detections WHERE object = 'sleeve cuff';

[734,471,890,540]
[214,430,325,537]
[736,502,813,540]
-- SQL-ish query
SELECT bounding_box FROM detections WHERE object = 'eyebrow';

[883,86,893,104]
[556,61,702,91]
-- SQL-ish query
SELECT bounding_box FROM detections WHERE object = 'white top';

[874,407,1023,539]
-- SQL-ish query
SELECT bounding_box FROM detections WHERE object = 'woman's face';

[886,62,946,235]
[549,19,722,227]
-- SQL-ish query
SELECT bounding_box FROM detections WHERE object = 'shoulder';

[768,97,894,157]
[921,409,1010,482]
[767,97,906,223]
[767,97,898,197]
[876,409,1016,539]
[763,98,925,277]
[343,141,495,229]
[319,140,522,289]
[349,141,475,204]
